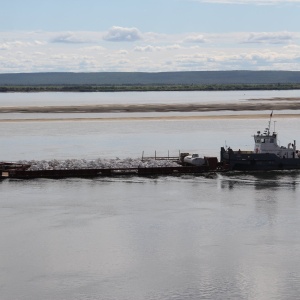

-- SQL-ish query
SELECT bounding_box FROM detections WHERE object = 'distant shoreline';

[1,83,300,93]
[1,100,300,114]
[1,71,300,89]
[1,113,300,123]
[1,99,300,123]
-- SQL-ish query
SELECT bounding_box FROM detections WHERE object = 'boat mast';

[268,111,273,135]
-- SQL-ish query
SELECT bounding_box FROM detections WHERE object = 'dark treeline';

[1,71,300,85]
[1,83,300,93]
[1,71,300,92]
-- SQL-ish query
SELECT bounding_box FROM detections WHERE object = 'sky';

[1,0,300,73]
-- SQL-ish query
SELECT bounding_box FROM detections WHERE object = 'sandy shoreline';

[1,99,300,122]
[1,113,300,123]
[0,99,300,114]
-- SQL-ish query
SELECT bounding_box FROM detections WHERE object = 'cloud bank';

[103,26,142,42]
[184,35,207,43]
[244,32,295,44]
[52,33,88,44]
[1,29,300,73]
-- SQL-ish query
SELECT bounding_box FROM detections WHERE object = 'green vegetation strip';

[1,83,300,92]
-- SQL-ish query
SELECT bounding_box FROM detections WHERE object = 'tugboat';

[220,112,300,171]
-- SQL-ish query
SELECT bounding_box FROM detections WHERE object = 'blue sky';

[1,0,300,72]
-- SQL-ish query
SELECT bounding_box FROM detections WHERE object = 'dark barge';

[1,157,227,179]
[3,113,295,178]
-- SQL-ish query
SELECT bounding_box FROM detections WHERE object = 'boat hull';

[220,147,300,171]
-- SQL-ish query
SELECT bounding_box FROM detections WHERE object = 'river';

[1,91,300,300]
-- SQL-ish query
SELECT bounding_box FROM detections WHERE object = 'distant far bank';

[1,83,300,93]
[1,71,300,92]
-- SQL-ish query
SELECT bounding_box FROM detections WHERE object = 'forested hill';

[1,71,300,86]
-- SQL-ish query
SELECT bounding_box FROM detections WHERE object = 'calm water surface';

[1,174,300,300]
[1,90,300,107]
[1,91,300,300]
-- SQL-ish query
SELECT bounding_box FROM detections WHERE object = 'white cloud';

[283,44,300,51]
[244,32,295,44]
[49,31,105,44]
[103,26,143,42]
[171,47,300,71]
[134,45,161,52]
[33,52,45,56]
[118,50,129,55]
[81,46,106,52]
[166,44,181,50]
[51,33,91,44]
[0,43,9,50]
[134,45,181,52]
[1,30,300,72]
[184,35,207,43]
[33,40,46,46]
[0,41,32,50]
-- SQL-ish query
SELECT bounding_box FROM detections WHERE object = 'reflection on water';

[218,170,300,190]
[218,171,300,230]
[1,173,300,300]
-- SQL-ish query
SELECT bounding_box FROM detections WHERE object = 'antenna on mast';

[268,110,273,134]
